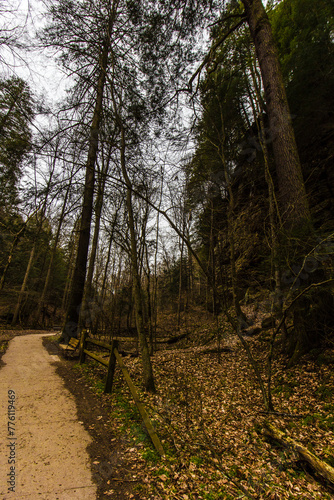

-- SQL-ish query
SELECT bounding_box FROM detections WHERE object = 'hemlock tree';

[40,0,118,342]
[271,0,334,228]
[0,77,34,308]
[188,0,333,362]
[40,0,214,390]
[186,0,311,230]
[0,76,34,212]
[240,0,311,230]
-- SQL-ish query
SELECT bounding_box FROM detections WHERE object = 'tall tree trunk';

[113,252,124,334]
[216,100,246,323]
[63,34,110,342]
[242,2,334,363]
[11,243,36,325]
[177,235,185,328]
[246,52,282,297]
[80,155,108,329]
[35,222,61,326]
[61,220,79,313]
[144,244,154,355]
[152,170,164,350]
[35,175,72,325]
[119,124,155,392]
[0,220,28,291]
[101,211,119,303]
[187,235,193,305]
[241,0,312,231]
[12,154,57,325]
[246,54,284,408]
[101,234,113,304]
[209,200,217,317]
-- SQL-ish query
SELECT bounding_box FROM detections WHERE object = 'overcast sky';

[1,0,69,105]
[2,0,271,108]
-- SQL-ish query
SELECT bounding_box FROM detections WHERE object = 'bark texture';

[63,38,110,342]
[80,159,108,329]
[119,125,156,392]
[241,0,311,230]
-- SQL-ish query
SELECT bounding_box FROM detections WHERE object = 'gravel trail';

[0,333,97,499]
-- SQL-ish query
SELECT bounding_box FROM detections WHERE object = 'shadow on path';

[0,333,97,499]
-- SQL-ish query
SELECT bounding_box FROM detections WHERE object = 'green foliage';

[0,77,34,210]
[190,455,204,466]
[141,447,160,464]
[187,26,252,210]
[272,379,298,398]
[0,210,69,323]
[270,0,334,231]
[0,339,8,353]
[185,8,273,294]
[184,0,334,314]
[271,0,334,147]
[159,257,189,299]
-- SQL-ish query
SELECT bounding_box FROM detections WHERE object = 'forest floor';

[1,307,334,500]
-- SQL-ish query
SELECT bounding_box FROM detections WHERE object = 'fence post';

[79,328,88,364]
[104,340,118,393]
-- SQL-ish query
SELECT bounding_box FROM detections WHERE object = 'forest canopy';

[1,2,334,498]
[0,0,333,370]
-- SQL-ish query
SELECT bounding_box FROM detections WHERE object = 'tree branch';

[188,18,246,92]
[263,422,334,486]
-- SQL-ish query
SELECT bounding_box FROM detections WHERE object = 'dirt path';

[0,333,97,499]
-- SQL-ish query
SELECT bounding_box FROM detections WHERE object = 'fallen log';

[263,421,334,485]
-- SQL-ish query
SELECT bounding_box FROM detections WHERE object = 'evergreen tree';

[271,0,334,229]
[0,76,34,211]
[241,0,311,231]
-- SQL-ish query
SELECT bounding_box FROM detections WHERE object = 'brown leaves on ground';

[66,313,334,500]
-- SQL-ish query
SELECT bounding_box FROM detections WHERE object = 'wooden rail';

[113,348,164,456]
[79,329,164,456]
[90,336,168,344]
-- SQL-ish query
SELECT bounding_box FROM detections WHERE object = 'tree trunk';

[35,174,72,326]
[240,0,332,365]
[101,234,113,304]
[144,245,154,355]
[241,0,312,231]
[61,220,79,313]
[217,102,247,324]
[35,227,60,326]
[80,155,108,329]
[12,163,56,325]
[119,124,155,392]
[11,243,36,325]
[177,235,185,328]
[0,221,27,291]
[63,35,110,342]
[101,207,120,303]
[209,200,218,317]
[263,422,334,485]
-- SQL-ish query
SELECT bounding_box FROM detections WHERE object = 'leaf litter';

[67,312,334,500]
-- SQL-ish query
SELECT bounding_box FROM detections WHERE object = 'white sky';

[0,0,69,104]
[2,0,270,103]
[1,0,272,111]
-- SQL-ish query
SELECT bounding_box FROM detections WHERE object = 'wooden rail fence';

[78,329,164,456]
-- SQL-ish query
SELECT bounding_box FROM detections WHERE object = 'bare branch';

[188,18,246,93]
